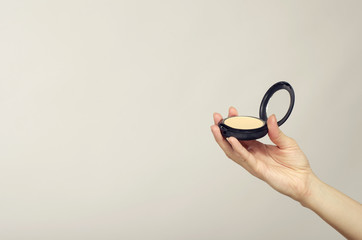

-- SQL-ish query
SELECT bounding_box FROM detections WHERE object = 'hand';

[212,107,362,239]
[211,106,315,202]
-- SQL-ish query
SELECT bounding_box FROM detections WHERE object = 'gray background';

[1,1,361,239]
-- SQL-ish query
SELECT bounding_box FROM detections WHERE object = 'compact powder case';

[218,81,295,140]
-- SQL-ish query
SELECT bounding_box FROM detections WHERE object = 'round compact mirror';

[265,89,291,124]
[218,81,295,140]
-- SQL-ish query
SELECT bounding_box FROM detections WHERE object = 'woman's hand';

[211,106,362,239]
[210,106,314,202]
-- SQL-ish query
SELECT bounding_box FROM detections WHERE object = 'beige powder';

[224,116,265,130]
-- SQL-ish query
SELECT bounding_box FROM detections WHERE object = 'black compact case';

[218,81,295,140]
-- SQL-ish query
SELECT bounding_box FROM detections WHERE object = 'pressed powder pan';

[218,81,295,140]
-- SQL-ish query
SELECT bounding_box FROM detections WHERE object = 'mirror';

[266,89,291,122]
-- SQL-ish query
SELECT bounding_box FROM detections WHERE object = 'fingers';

[211,107,238,157]
[210,125,234,158]
[228,106,238,117]
[213,106,238,125]
[226,137,257,174]
[212,106,254,165]
[267,114,297,149]
[213,112,223,125]
[226,137,250,161]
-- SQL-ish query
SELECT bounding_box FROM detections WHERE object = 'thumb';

[267,114,296,149]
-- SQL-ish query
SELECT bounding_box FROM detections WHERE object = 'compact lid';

[259,81,295,126]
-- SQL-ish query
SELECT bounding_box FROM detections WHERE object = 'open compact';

[218,81,295,140]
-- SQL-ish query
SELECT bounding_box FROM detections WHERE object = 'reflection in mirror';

[266,89,291,122]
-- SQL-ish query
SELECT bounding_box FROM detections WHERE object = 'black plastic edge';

[259,81,295,127]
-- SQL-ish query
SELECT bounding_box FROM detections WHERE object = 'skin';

[211,106,362,240]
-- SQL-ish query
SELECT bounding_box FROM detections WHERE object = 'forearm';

[300,173,362,240]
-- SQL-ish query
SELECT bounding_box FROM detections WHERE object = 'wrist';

[298,172,324,209]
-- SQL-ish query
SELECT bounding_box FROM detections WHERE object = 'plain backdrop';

[1,1,361,239]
